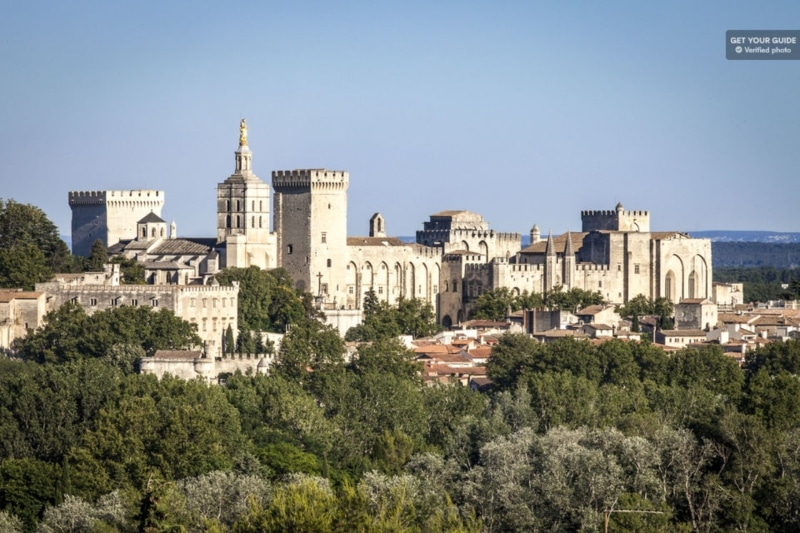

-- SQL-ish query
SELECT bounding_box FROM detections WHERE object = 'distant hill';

[691,230,800,243]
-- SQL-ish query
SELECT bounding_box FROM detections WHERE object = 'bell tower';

[216,119,276,268]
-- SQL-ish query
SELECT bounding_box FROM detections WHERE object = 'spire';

[564,230,574,257]
[545,231,556,257]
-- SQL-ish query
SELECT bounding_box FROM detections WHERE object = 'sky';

[1,1,799,241]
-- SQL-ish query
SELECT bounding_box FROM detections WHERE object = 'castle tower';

[216,119,275,268]
[272,168,349,305]
[530,224,540,245]
[69,190,165,256]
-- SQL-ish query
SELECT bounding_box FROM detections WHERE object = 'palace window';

[287,245,293,254]
[378,286,384,294]
[90,298,97,306]
[327,259,332,268]
[152,299,158,307]
[349,287,354,294]
[131,299,138,307]
[321,232,327,243]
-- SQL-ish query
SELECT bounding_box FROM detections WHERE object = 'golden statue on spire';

[239,118,248,147]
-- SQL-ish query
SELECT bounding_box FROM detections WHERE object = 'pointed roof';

[564,230,574,256]
[138,212,166,224]
[545,231,556,257]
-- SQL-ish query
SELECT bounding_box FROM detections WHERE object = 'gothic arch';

[420,263,429,301]
[692,254,709,299]
[363,262,374,289]
[408,263,416,298]
[665,270,676,302]
[346,261,358,309]
[380,261,390,301]
[442,315,453,329]
[394,263,403,297]
[478,240,489,258]
[664,254,685,301]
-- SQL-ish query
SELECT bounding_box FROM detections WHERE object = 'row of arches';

[343,260,441,310]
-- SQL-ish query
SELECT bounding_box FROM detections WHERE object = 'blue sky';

[1,1,798,240]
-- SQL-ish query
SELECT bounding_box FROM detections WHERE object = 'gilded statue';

[239,118,248,147]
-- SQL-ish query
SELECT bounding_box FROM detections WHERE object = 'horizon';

[2,2,798,239]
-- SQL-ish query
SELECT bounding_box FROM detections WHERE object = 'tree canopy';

[345,290,442,342]
[0,199,72,287]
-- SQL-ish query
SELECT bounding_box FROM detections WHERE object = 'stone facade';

[36,265,238,358]
[69,190,165,256]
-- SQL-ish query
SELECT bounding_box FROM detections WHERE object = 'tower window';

[327,259,332,267]
[634,264,640,274]
[321,232,327,243]
[287,245,293,254]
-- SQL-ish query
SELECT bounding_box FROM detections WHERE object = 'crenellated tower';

[272,169,349,303]
[69,189,164,256]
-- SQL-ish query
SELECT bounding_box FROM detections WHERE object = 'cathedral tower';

[216,119,275,268]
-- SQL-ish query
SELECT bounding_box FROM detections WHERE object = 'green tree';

[16,303,202,363]
[110,255,145,284]
[85,239,108,272]
[0,244,52,290]
[470,287,517,320]
[225,324,236,357]
[0,198,71,273]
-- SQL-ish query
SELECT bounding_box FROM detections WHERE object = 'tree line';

[3,294,800,530]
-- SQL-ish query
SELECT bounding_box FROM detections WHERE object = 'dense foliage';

[0,199,73,289]
[469,286,605,320]
[345,289,442,341]
[215,267,320,334]
[4,310,800,531]
[14,303,202,366]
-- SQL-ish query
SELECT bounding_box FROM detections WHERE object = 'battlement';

[465,263,492,274]
[577,263,611,272]
[272,169,349,192]
[509,264,543,272]
[581,205,650,232]
[69,190,164,206]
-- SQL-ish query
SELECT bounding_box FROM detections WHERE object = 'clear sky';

[2,1,798,240]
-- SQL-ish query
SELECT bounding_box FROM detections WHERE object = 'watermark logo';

[727,30,800,60]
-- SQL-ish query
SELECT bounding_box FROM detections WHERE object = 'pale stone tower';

[272,168,349,306]
[216,119,275,269]
[69,190,164,256]
[530,224,541,245]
